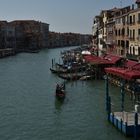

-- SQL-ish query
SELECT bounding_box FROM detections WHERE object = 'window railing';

[129,37,135,41]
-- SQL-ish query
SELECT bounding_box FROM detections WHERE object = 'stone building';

[106,16,116,54]
[92,15,103,56]
[114,6,131,56]
[128,1,140,58]
[0,21,16,49]
[93,0,140,60]
[10,20,49,52]
[48,32,92,48]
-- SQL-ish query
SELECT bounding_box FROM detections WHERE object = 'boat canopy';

[81,50,91,55]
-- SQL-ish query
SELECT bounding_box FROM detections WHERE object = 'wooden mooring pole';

[121,80,125,112]
[105,75,109,111]
[108,96,111,121]
[134,105,139,140]
[52,59,54,68]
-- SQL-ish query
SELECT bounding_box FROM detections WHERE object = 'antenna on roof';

[120,0,122,8]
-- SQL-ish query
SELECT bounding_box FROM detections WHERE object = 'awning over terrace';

[83,54,122,65]
[105,67,140,80]
[124,60,138,68]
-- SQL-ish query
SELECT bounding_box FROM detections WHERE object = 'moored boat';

[50,68,67,74]
[79,75,93,80]
[50,64,86,74]
[59,73,86,81]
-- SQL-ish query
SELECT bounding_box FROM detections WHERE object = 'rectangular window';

[130,30,132,38]
[138,29,140,35]
[122,17,125,25]
[127,28,129,36]
[138,29,140,41]
[133,29,135,39]
[138,13,140,23]
[118,40,120,46]
[115,30,117,36]
[133,15,135,24]
[130,16,132,24]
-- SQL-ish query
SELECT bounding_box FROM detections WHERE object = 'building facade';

[0,21,16,49]
[10,20,49,51]
[93,0,140,60]
[115,6,131,56]
[128,8,140,57]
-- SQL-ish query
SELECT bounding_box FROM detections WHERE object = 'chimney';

[136,0,140,8]
[132,4,135,10]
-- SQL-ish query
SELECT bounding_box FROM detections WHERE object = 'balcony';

[129,37,135,41]
[129,22,136,26]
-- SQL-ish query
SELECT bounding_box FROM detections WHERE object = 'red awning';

[105,67,140,80]
[124,70,140,80]
[124,60,138,68]
[83,54,122,65]
[132,63,140,71]
[83,55,101,62]
[103,54,122,64]
[105,67,125,77]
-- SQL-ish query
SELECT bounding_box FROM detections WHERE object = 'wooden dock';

[0,48,16,58]
[105,75,140,139]
[109,111,140,136]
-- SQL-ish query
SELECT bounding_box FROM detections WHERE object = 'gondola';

[50,64,87,74]
[50,68,67,74]
[58,73,86,81]
[79,75,93,80]
[55,83,66,100]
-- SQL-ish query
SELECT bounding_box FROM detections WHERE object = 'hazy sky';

[0,0,134,34]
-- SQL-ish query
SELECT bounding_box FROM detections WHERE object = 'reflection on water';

[0,47,134,140]
[55,98,64,111]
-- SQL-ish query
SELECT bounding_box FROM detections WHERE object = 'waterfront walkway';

[0,48,15,57]
[112,112,140,126]
[109,111,140,137]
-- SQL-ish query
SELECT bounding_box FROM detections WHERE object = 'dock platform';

[109,111,140,136]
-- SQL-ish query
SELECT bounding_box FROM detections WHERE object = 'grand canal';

[0,47,135,140]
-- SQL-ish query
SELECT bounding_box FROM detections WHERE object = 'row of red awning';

[124,60,138,68]
[83,54,122,65]
[105,67,140,80]
[83,54,140,80]
[106,59,140,80]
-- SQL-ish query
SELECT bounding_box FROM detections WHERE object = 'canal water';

[0,47,135,140]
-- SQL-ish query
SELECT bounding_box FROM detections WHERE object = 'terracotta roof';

[136,0,140,3]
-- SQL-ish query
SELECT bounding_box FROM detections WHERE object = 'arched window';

[115,29,117,36]
[122,28,125,36]
[118,29,121,36]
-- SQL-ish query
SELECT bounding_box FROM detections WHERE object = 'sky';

[0,0,135,34]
